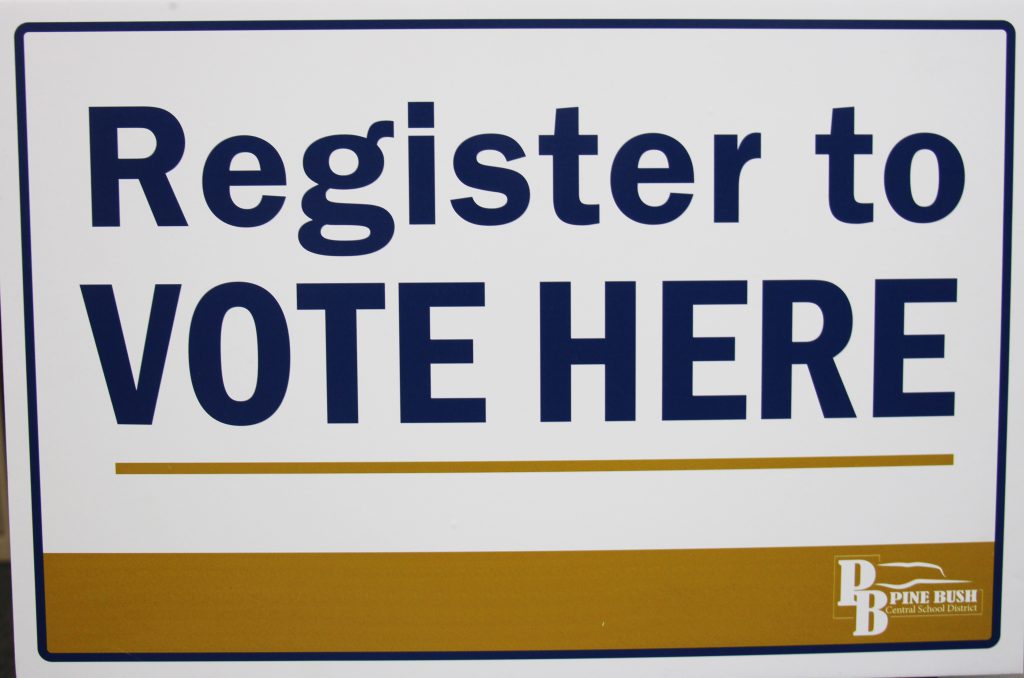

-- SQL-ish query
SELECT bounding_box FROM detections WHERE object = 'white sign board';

[0,2,1022,677]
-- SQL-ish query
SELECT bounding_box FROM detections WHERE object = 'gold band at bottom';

[43,542,992,654]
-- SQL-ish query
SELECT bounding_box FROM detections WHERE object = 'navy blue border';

[13,18,1015,662]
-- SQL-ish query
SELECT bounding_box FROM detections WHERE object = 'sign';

[0,3,1022,677]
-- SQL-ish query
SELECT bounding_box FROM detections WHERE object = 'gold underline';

[115,454,953,475]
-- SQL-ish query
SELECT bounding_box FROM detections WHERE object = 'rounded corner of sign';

[13,22,38,43]
[994,19,1016,42]
[980,627,1002,649]
[35,640,59,663]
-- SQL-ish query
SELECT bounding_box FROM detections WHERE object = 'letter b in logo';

[837,559,889,636]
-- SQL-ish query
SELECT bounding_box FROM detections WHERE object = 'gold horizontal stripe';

[115,454,954,475]
[44,542,993,654]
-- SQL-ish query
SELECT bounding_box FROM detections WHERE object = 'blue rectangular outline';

[12,18,1015,663]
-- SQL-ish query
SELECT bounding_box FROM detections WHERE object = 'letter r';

[89,106,187,226]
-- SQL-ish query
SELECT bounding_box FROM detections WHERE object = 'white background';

[1,1,1022,677]
[22,22,1007,555]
